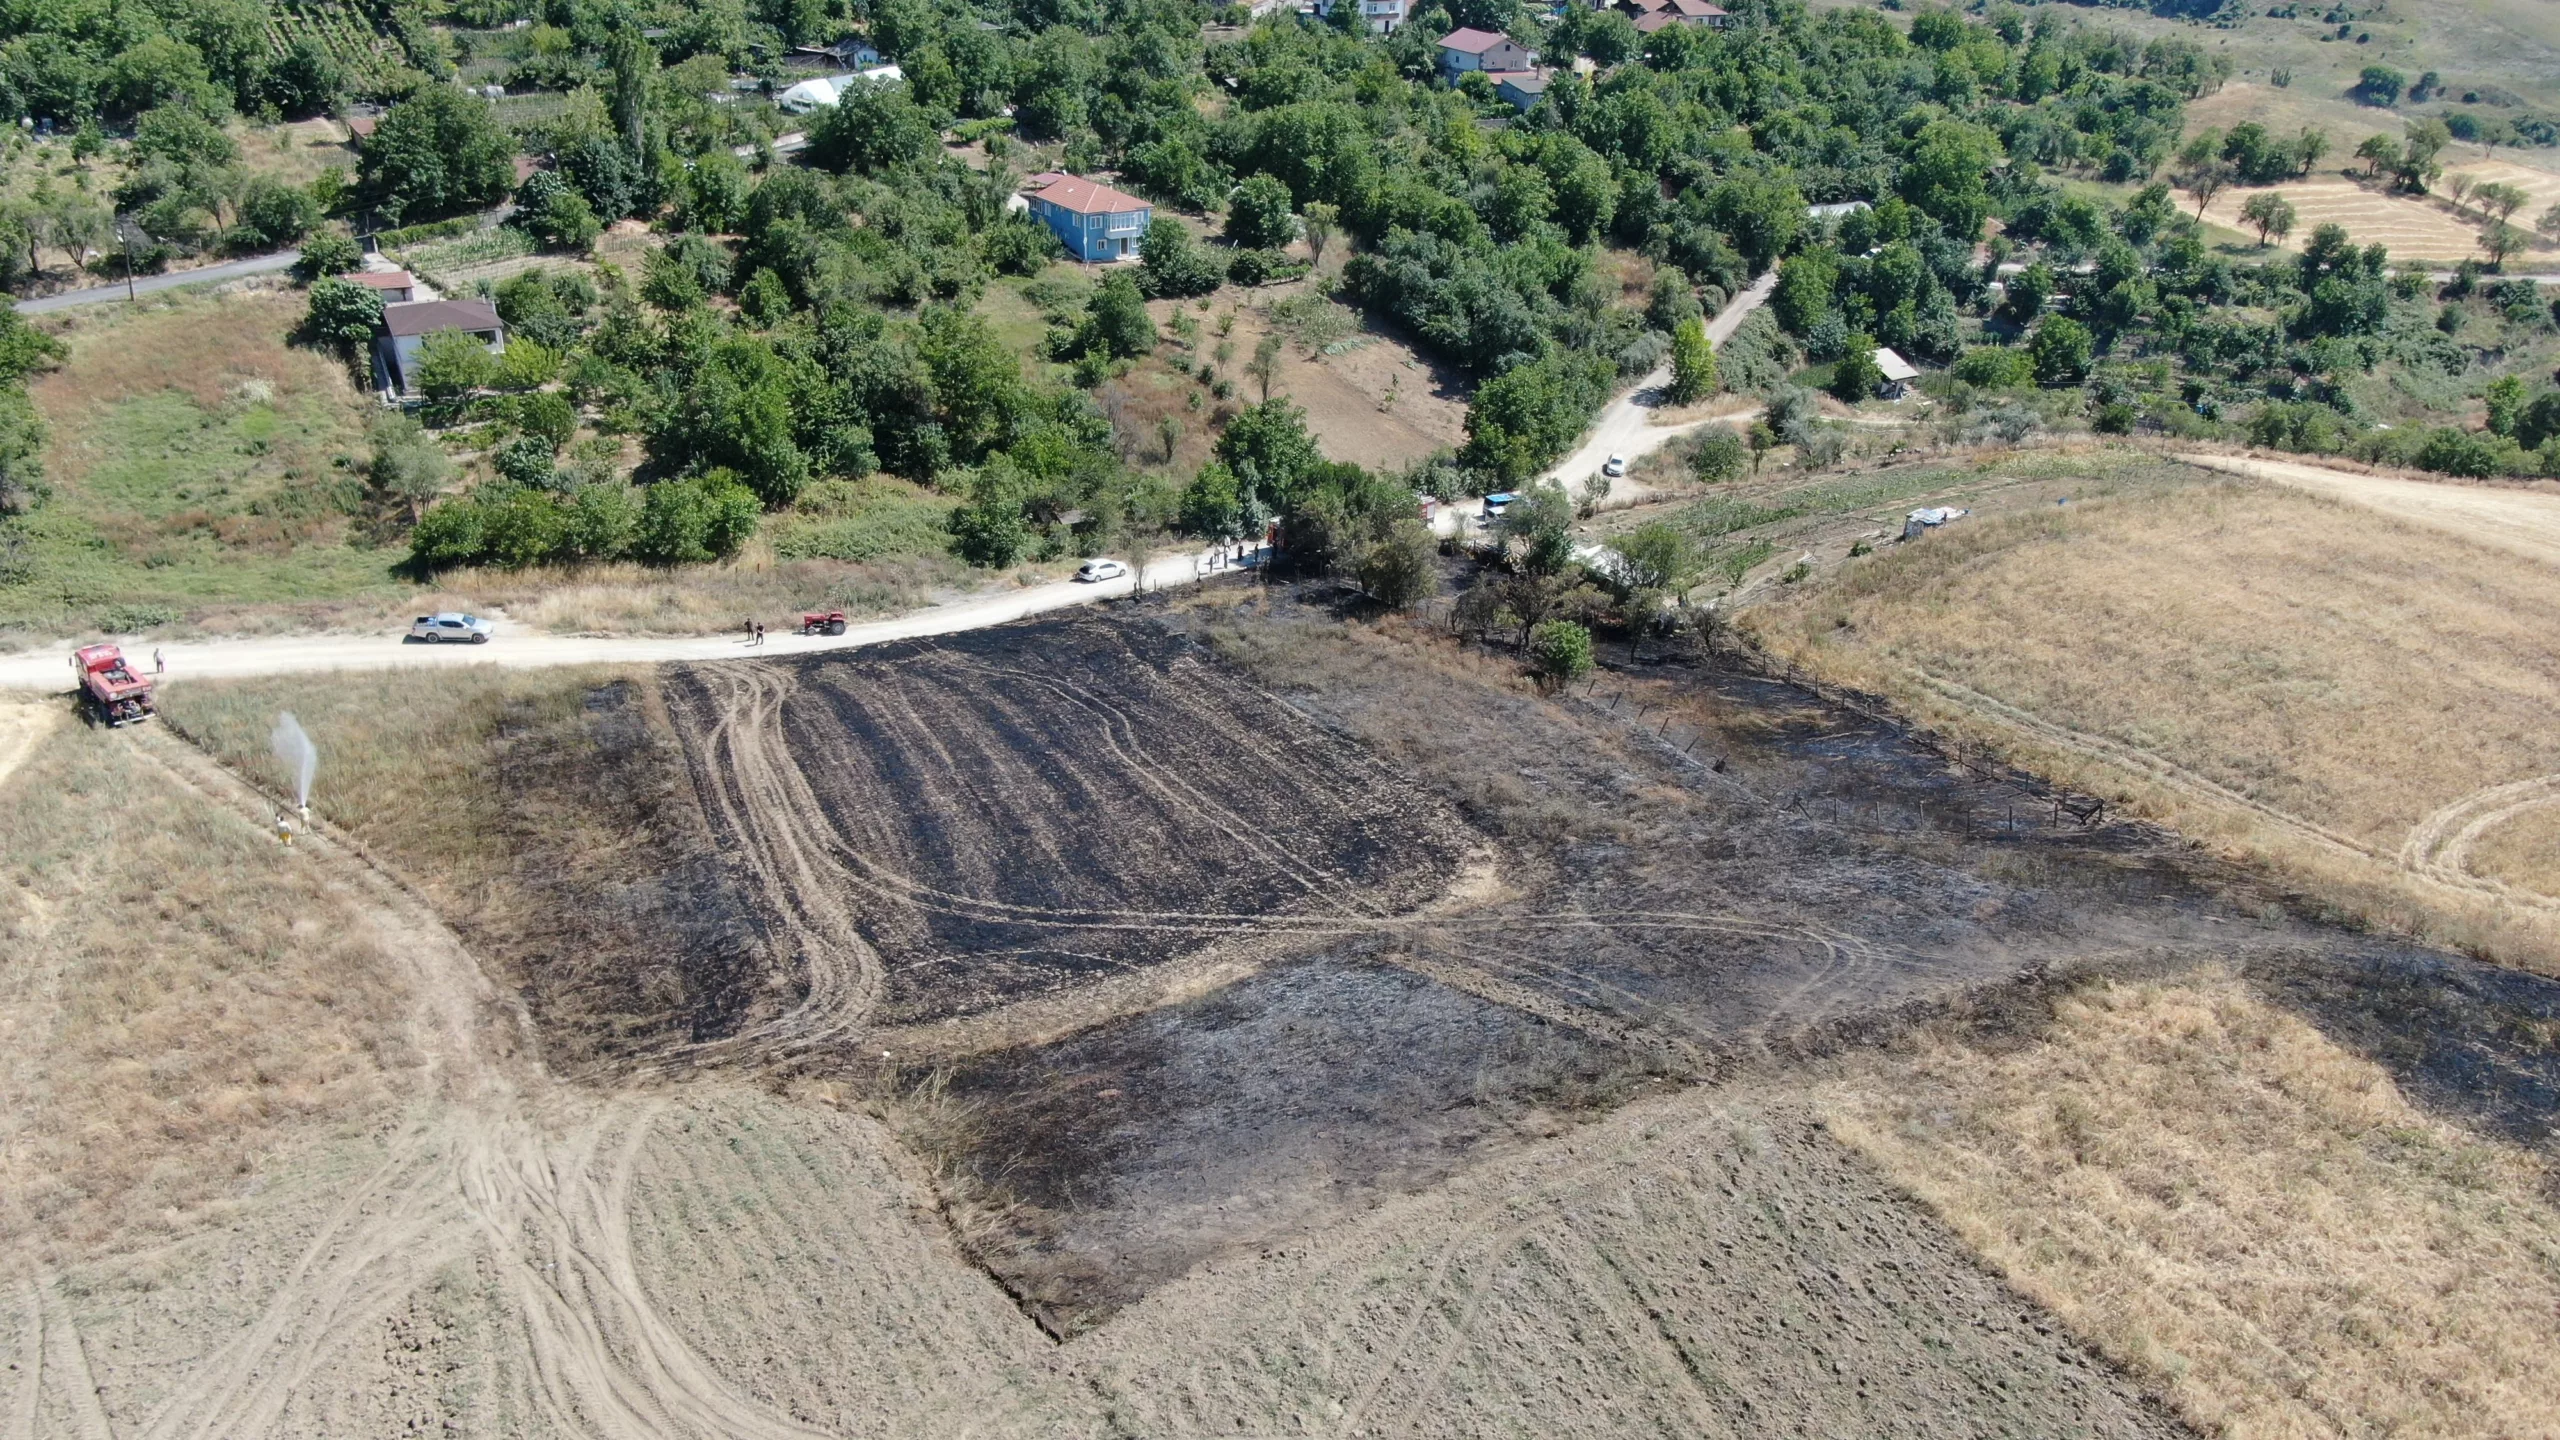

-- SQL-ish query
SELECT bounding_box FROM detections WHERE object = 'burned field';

[621,602,2350,1341]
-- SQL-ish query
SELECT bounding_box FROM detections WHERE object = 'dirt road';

[2181,452,2560,570]
[0,547,1255,693]
[1546,270,1777,501]
[13,249,302,313]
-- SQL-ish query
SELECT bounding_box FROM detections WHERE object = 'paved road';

[0,545,1261,691]
[1545,268,1780,503]
[14,248,302,313]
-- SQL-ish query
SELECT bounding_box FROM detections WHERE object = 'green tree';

[1666,317,1716,404]
[1898,120,2003,240]
[1829,336,1883,403]
[2357,65,2405,106]
[1356,519,1438,609]
[1139,217,1223,299]
[1690,429,1747,485]
[806,80,936,175]
[1527,619,1594,688]
[369,415,454,523]
[2239,191,2297,246]
[2484,375,2528,438]
[1247,333,1282,404]
[1301,201,1339,270]
[1225,173,1297,251]
[1602,522,1699,601]
[1460,351,1616,487]
[1077,270,1155,359]
[358,88,515,223]
[291,231,363,283]
[1179,461,1245,539]
[302,276,384,348]
[414,330,498,402]
[2028,316,2094,387]
[634,471,758,564]
[1216,400,1322,511]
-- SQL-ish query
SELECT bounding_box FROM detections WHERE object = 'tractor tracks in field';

[1902,667,2560,914]
[106,732,842,1440]
[658,650,1933,1076]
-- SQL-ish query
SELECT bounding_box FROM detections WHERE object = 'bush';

[290,231,363,283]
[1689,428,1748,485]
[1225,248,1305,287]
[1139,218,1224,299]
[1355,519,1438,608]
[1950,345,2031,389]
[1527,619,1594,688]
[1225,173,1298,250]
[407,499,487,570]
[302,276,383,348]
[2415,426,2504,478]
[492,434,557,488]
[2029,317,2094,387]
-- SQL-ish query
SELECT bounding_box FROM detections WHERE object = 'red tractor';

[71,643,155,727]
[800,610,848,636]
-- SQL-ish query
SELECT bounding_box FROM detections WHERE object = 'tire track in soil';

[662,645,1938,1073]
[122,732,838,1440]
[1908,666,2560,917]
[2399,774,2560,905]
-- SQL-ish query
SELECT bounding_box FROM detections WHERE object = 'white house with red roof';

[1436,28,1537,81]
[1021,172,1152,263]
[1621,0,1734,29]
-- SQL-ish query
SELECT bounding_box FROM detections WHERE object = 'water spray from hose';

[270,712,317,819]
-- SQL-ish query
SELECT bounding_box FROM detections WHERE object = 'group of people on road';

[742,619,765,646]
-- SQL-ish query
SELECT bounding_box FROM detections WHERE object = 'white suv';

[408,612,493,644]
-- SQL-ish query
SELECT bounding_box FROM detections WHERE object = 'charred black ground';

[548,590,2560,1342]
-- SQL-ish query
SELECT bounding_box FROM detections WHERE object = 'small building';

[1436,28,1537,80]
[790,38,882,68]
[340,269,418,304]
[775,65,905,113]
[1492,68,1555,111]
[1873,346,1920,400]
[1312,0,1409,31]
[344,114,379,147]
[1806,200,1871,221]
[1021,172,1152,263]
[1619,0,1733,27]
[376,299,506,397]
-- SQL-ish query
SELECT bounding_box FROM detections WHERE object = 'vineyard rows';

[263,0,403,85]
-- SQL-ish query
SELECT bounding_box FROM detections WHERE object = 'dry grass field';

[1749,459,2560,973]
[0,702,413,1267]
[2197,160,2560,265]
[1821,968,2560,1440]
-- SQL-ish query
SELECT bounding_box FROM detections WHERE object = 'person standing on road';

[753,621,765,647]
[744,618,755,645]
[153,647,164,677]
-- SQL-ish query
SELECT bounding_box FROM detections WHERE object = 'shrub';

[1527,619,1594,687]
[634,470,759,564]
[1355,519,1438,608]
[1951,345,2032,389]
[492,434,558,488]
[1690,429,1748,485]
[290,231,363,284]
[2029,317,2094,387]
[1829,336,1883,403]
[1225,248,1304,287]
[302,276,383,348]
[1139,218,1223,299]
[2415,426,2504,477]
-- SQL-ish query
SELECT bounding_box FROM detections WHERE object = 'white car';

[1601,454,1628,478]
[408,612,493,644]
[1074,558,1129,583]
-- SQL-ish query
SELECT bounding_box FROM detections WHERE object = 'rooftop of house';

[1491,68,1554,93]
[1437,27,1513,52]
[1021,172,1150,215]
[383,299,502,338]
[1874,347,1921,382]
